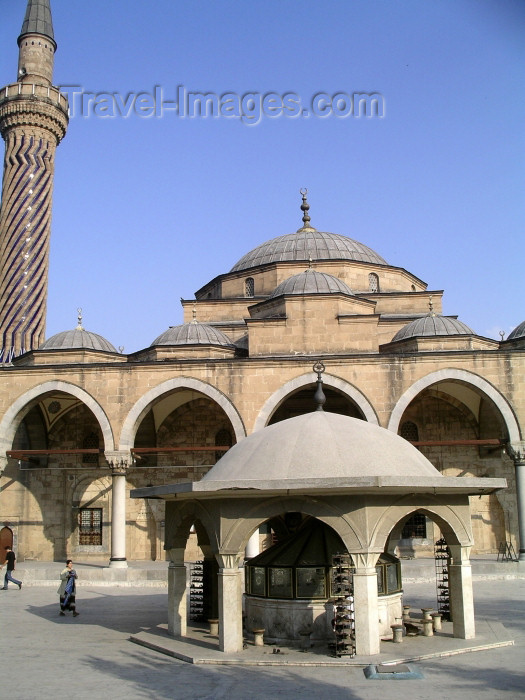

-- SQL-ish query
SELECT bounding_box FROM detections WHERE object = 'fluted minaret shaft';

[0,0,67,362]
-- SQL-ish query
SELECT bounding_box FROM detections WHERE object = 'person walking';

[0,545,22,590]
[58,559,79,616]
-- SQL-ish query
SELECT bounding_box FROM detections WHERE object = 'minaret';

[0,0,68,362]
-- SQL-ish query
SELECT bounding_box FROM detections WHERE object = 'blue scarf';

[62,570,76,606]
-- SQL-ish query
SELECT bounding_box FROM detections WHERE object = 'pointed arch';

[218,495,365,554]
[371,494,474,552]
[0,380,114,455]
[165,499,218,553]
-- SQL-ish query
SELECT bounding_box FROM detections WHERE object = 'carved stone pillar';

[447,544,475,639]
[217,553,243,653]
[105,452,130,568]
[350,551,381,656]
[166,547,187,637]
[507,444,525,562]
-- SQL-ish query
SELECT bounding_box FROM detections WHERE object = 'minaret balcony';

[0,82,68,115]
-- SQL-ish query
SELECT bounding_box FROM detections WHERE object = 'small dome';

[507,320,525,341]
[269,269,353,298]
[230,230,387,273]
[39,328,117,352]
[392,314,475,342]
[151,322,234,347]
[203,411,440,483]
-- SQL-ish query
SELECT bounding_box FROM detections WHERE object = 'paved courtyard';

[1,576,524,699]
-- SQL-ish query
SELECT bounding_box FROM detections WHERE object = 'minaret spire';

[19,0,55,45]
[0,0,68,362]
[17,0,56,84]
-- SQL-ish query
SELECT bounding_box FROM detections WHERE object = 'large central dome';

[230,230,388,273]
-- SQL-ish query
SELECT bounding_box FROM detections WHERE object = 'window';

[400,420,419,442]
[402,513,427,539]
[368,273,379,292]
[79,508,102,545]
[82,431,99,464]
[245,277,254,297]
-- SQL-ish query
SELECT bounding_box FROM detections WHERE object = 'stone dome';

[39,328,117,352]
[269,269,353,298]
[202,411,441,483]
[392,314,475,342]
[507,320,525,341]
[151,322,234,347]
[230,230,387,273]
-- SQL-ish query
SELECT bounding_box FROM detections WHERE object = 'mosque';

[0,0,524,655]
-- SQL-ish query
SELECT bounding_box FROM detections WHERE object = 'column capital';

[348,551,381,571]
[105,451,132,475]
[216,552,242,570]
[448,544,472,565]
[166,548,186,566]
[506,442,525,464]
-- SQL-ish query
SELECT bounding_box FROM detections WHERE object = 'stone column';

[448,544,475,639]
[350,552,381,656]
[245,530,260,559]
[166,548,187,638]
[105,452,130,568]
[508,444,525,562]
[0,455,7,476]
[217,553,243,653]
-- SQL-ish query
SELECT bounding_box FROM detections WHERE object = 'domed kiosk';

[131,364,506,656]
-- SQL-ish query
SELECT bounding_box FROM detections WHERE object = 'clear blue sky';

[1,0,524,353]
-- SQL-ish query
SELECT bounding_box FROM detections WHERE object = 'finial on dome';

[428,295,435,316]
[192,305,198,323]
[297,188,317,232]
[76,308,83,330]
[308,255,313,269]
[313,360,326,411]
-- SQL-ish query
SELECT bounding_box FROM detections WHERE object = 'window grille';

[245,277,255,297]
[400,420,419,442]
[402,513,427,539]
[79,508,102,545]
[82,431,99,464]
[368,273,379,292]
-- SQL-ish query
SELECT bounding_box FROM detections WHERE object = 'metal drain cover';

[377,664,412,674]
[364,663,424,680]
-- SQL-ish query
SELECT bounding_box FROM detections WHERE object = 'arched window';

[245,277,255,297]
[400,420,419,442]
[368,273,379,292]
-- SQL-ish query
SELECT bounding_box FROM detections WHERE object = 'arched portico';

[387,368,523,558]
[0,380,115,455]
[119,377,246,451]
[387,368,521,441]
[254,373,379,432]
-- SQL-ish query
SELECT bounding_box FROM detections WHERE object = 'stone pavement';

[1,561,524,699]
